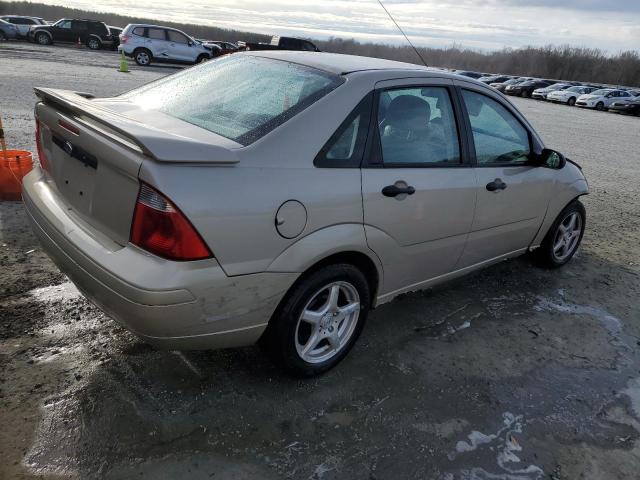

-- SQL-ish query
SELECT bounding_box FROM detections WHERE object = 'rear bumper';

[23,168,298,349]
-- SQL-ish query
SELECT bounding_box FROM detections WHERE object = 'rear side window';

[132,27,145,36]
[147,28,166,40]
[462,90,530,165]
[315,94,372,168]
[124,55,343,146]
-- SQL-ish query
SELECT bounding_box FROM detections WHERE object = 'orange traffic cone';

[76,37,82,48]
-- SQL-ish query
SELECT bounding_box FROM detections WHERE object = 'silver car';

[24,52,588,376]
[118,23,214,66]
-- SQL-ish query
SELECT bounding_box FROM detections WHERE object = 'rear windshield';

[123,55,343,145]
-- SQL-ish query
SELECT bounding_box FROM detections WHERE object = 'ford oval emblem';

[63,141,73,155]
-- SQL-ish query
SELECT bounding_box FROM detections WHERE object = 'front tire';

[133,48,152,66]
[196,54,209,64]
[521,90,530,98]
[0,32,7,41]
[263,264,370,377]
[596,102,605,111]
[535,200,586,268]
[36,32,51,45]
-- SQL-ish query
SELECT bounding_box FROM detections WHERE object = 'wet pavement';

[1,42,640,479]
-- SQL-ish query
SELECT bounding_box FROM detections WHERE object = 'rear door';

[71,20,88,42]
[361,78,477,295]
[455,84,555,267]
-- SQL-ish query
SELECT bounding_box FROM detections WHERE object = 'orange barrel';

[0,150,33,201]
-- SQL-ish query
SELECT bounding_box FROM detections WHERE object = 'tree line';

[2,1,638,87]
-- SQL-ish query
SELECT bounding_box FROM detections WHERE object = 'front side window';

[377,87,460,166]
[462,90,530,165]
[167,30,189,44]
[57,20,72,29]
[124,55,343,145]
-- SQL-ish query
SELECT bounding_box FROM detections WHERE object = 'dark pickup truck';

[241,35,319,52]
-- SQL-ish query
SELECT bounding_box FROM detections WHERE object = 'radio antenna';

[377,0,428,67]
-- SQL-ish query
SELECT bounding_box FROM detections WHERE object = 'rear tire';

[36,32,51,45]
[196,54,209,64]
[0,32,7,41]
[567,97,576,106]
[534,200,586,268]
[521,90,530,98]
[262,264,370,377]
[133,48,152,66]
[87,36,101,50]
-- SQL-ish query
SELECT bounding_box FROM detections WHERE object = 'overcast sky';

[39,0,640,52]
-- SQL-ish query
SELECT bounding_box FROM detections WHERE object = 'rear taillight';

[130,183,212,261]
[120,34,128,43]
[35,119,49,171]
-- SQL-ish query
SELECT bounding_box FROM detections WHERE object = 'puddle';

[447,412,544,479]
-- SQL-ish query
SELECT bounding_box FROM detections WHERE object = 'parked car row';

[1,13,320,67]
[451,69,640,116]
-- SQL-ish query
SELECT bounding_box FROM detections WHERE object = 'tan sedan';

[24,51,588,376]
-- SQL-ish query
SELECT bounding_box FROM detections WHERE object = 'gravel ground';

[1,42,639,480]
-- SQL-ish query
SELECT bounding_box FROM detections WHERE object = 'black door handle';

[486,178,507,192]
[382,184,416,197]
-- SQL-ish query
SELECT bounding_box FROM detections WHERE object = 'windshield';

[124,55,343,145]
[591,89,612,96]
[566,86,583,92]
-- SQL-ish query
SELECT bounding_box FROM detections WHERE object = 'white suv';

[118,24,217,66]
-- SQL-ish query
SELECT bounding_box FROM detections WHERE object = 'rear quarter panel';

[138,73,379,277]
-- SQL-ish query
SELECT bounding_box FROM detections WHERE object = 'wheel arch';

[265,224,383,309]
[34,29,52,40]
[530,178,588,249]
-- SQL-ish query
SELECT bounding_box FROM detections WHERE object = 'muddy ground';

[1,42,639,479]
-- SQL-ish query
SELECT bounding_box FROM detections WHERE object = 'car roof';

[241,50,454,77]
[127,23,185,31]
[1,15,43,19]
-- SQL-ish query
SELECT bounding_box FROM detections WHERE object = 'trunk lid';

[34,88,240,246]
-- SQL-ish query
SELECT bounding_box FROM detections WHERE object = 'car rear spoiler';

[34,88,240,164]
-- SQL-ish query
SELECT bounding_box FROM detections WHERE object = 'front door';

[166,30,195,62]
[52,20,75,42]
[455,86,555,267]
[361,79,477,296]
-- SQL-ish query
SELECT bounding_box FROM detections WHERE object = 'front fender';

[531,177,589,248]
[266,223,382,277]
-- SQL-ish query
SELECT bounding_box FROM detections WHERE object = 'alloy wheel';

[552,211,582,262]
[37,33,50,45]
[295,281,360,364]
[136,52,150,65]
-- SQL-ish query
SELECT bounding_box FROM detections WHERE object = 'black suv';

[28,18,115,50]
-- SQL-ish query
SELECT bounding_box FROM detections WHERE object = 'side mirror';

[536,148,566,169]
[188,41,194,46]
